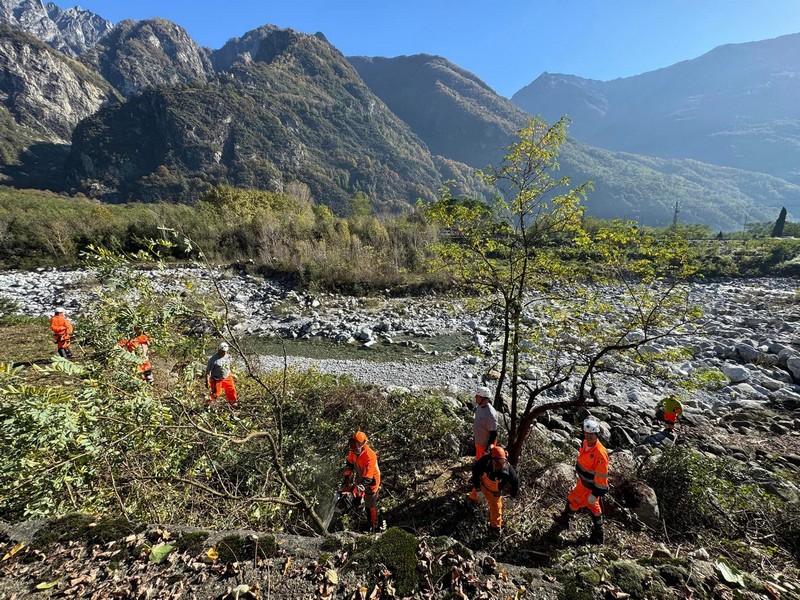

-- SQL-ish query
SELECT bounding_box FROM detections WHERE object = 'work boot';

[589,514,604,545]
[552,503,573,529]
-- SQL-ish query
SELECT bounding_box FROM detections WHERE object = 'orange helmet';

[350,431,368,449]
[490,446,507,459]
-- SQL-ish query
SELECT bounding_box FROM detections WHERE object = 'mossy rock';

[611,560,649,599]
[636,556,689,569]
[31,515,142,549]
[175,531,210,555]
[31,514,94,549]
[216,534,277,564]
[84,518,143,546]
[657,563,689,586]
[368,528,419,597]
[321,536,343,552]
[556,574,595,600]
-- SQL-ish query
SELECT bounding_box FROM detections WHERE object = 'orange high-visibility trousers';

[209,375,237,405]
[480,473,503,528]
[568,480,602,516]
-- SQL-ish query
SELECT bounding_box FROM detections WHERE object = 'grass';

[0,320,56,364]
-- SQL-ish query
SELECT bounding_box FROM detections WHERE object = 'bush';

[642,447,780,542]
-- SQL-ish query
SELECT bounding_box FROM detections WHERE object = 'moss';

[742,572,765,593]
[31,514,94,549]
[577,567,604,587]
[321,536,343,552]
[368,528,419,597]
[611,560,649,599]
[84,518,143,546]
[354,535,375,554]
[657,563,688,586]
[556,575,595,600]
[174,531,210,555]
[31,515,142,549]
[216,534,277,564]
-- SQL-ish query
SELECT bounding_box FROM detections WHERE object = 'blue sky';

[76,0,800,97]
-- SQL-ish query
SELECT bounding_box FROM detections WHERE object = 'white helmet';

[218,342,229,351]
[55,306,65,314]
[475,386,492,399]
[583,418,601,434]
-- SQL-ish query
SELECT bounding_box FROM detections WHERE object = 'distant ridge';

[512,33,800,185]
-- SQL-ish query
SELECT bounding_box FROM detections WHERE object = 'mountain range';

[1,0,798,230]
[512,33,800,186]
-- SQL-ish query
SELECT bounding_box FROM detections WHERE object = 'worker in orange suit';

[552,417,609,544]
[119,325,154,384]
[469,446,519,533]
[205,342,238,409]
[49,307,74,359]
[341,431,381,532]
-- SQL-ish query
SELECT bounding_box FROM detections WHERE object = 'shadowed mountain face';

[66,27,457,210]
[512,33,800,185]
[349,54,527,169]
[0,25,119,188]
[83,18,214,97]
[0,0,112,56]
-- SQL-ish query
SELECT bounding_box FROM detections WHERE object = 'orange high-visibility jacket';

[575,439,609,497]
[344,444,381,492]
[50,315,73,339]
[120,334,152,370]
[120,334,150,352]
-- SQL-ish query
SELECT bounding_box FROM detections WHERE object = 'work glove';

[355,484,366,496]
[588,494,597,505]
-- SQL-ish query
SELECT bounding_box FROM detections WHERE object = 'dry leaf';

[2,541,25,561]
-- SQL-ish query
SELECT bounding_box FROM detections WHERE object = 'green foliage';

[0,245,464,535]
[0,185,441,291]
[427,116,699,464]
[368,528,420,596]
[642,446,781,542]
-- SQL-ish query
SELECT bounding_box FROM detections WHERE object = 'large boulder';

[721,363,751,383]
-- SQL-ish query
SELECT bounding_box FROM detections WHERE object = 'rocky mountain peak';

[0,0,111,56]
[88,17,213,97]
[210,24,303,72]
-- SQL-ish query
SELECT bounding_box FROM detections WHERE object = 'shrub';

[642,447,780,542]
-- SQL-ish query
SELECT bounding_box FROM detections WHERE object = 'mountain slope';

[0,0,112,56]
[349,54,522,168]
[65,27,458,210]
[512,33,800,184]
[348,53,798,230]
[82,18,213,97]
[0,24,119,187]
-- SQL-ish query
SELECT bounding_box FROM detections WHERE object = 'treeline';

[2,185,800,286]
[0,185,441,291]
